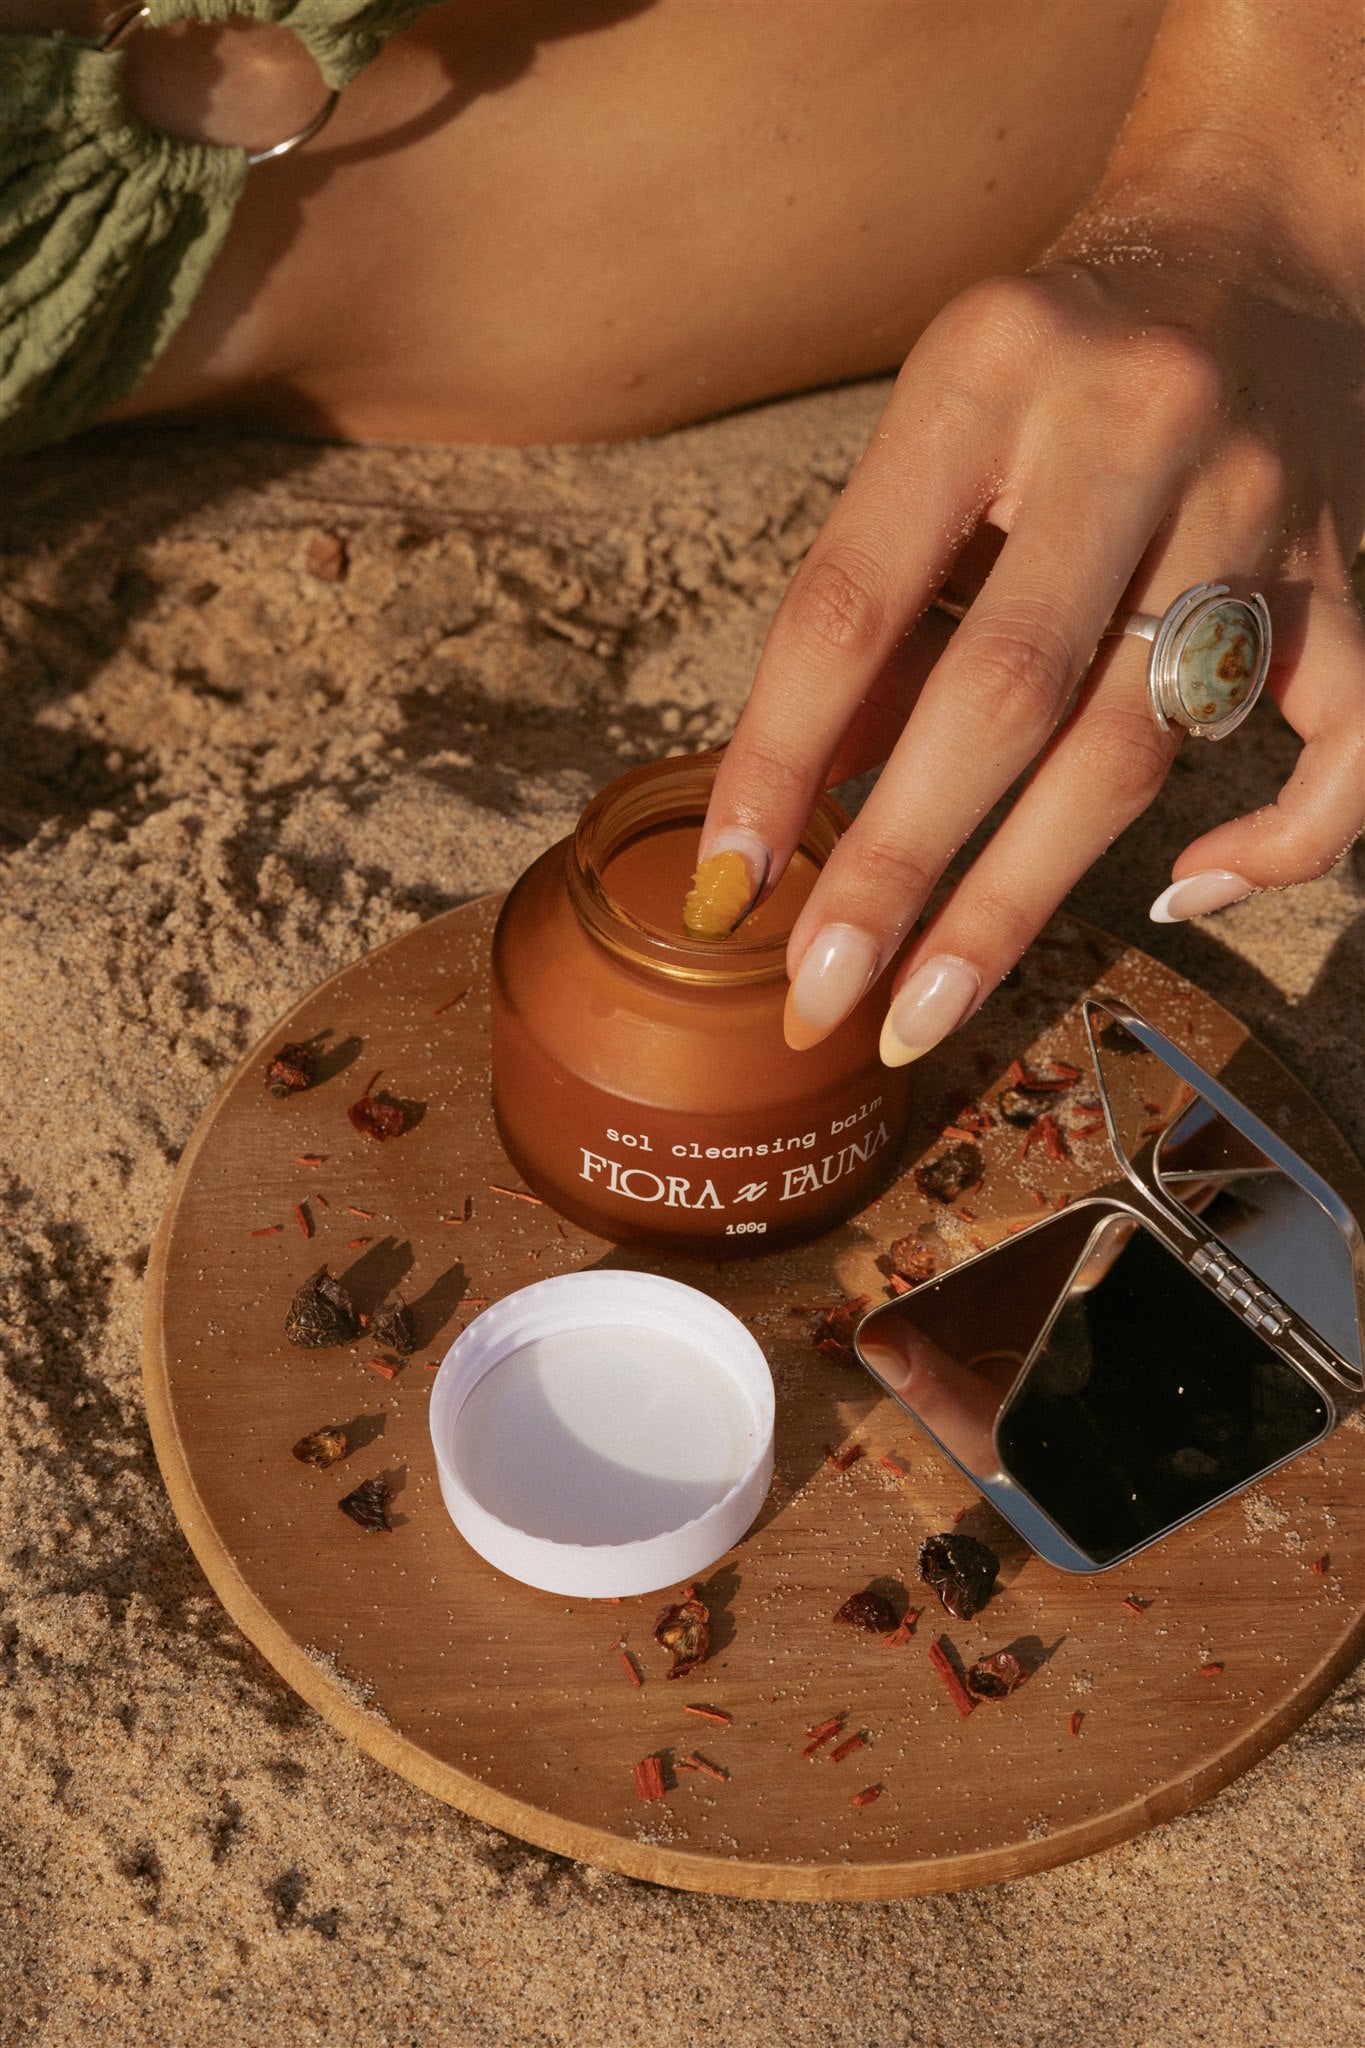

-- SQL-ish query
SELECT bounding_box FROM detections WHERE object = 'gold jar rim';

[567,753,847,988]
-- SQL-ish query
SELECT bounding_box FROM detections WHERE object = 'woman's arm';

[700,0,1364,1063]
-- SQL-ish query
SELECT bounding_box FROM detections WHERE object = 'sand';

[1,388,1362,2047]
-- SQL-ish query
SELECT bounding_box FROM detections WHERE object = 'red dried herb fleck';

[250,1224,283,1238]
[883,1609,920,1648]
[363,1357,401,1382]
[633,1755,667,1803]
[803,1716,844,1758]
[927,1640,976,1720]
[879,1454,907,1478]
[295,1154,326,1167]
[348,1071,411,1142]
[683,1704,731,1726]
[965,1649,1030,1699]
[1049,1060,1082,1082]
[1069,1710,1084,1738]
[264,1042,314,1098]
[940,1124,978,1145]
[824,1442,864,1474]
[828,1732,868,1764]
[346,1206,375,1219]
[676,1752,729,1784]
[850,1785,882,1809]
[619,1649,643,1689]
[1122,1595,1150,1617]
[431,987,469,1017]
[291,1428,349,1468]
[292,1202,313,1240]
[487,1182,544,1206]
[654,1588,710,1680]
[833,1589,899,1635]
[808,1295,871,1365]
[338,1474,392,1532]
[1312,1554,1330,1576]
[1198,1661,1224,1678]
[313,1193,330,1210]
[886,1273,913,1295]
[346,1237,372,1248]
[441,1197,473,1227]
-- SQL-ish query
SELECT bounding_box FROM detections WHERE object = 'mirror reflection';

[859,1202,1332,1569]
[1157,1097,1363,1373]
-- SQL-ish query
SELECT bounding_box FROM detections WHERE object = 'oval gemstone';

[1175,601,1261,725]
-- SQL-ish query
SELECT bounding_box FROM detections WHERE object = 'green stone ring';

[1118,583,1271,742]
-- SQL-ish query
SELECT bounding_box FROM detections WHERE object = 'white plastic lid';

[428,1270,775,1597]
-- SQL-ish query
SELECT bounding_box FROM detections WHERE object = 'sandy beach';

[2,385,1362,2046]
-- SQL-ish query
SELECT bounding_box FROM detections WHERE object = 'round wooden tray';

[143,898,1365,1900]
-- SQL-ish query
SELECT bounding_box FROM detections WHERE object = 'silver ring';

[100,5,340,166]
[931,580,1271,741]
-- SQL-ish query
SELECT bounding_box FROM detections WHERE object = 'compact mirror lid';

[1084,999,1365,1382]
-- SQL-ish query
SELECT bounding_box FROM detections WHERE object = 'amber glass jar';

[490,755,910,1256]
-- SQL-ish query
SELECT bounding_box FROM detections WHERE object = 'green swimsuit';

[0,1,437,459]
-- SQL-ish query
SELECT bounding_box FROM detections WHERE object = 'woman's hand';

[699,0,1365,1067]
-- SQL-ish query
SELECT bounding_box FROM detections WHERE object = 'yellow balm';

[683,850,754,939]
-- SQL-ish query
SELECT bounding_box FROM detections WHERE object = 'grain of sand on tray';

[2,394,1363,2047]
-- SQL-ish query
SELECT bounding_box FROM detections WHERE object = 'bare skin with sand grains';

[11,0,1363,1058]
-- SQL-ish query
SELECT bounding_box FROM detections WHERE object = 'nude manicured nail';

[695,827,770,902]
[1148,871,1253,923]
[783,924,880,1050]
[878,956,980,1069]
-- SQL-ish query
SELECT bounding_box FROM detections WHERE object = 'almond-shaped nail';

[878,956,980,1068]
[684,828,771,939]
[1148,870,1253,923]
[783,924,880,1050]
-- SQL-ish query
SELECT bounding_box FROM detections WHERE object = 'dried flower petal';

[369,1297,416,1356]
[833,1589,899,1635]
[913,1142,983,1205]
[965,1649,1030,1699]
[338,1475,392,1532]
[918,1532,999,1620]
[347,1071,410,1142]
[284,1265,360,1348]
[291,1428,349,1469]
[265,1042,314,1098]
[654,1589,710,1680]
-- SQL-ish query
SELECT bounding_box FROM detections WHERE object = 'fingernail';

[783,924,880,1050]
[878,955,980,1068]
[685,828,771,938]
[1148,870,1254,923]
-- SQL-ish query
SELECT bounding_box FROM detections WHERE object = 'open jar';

[490,754,910,1255]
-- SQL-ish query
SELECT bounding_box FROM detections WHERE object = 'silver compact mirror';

[856,999,1364,1572]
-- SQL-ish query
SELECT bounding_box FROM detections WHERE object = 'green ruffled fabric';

[0,3,437,460]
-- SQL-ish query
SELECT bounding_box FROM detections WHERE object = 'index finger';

[699,371,1004,886]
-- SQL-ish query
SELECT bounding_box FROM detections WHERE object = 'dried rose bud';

[338,1475,392,1532]
[265,1042,314,1098]
[918,1532,999,1621]
[284,1265,360,1348]
[654,1590,710,1680]
[887,1232,938,1286]
[347,1071,410,1141]
[808,1294,870,1365]
[369,1297,415,1356]
[965,1649,1030,1699]
[913,1142,984,1206]
[832,1589,899,1635]
[291,1428,349,1469]
[996,1085,1051,1128]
